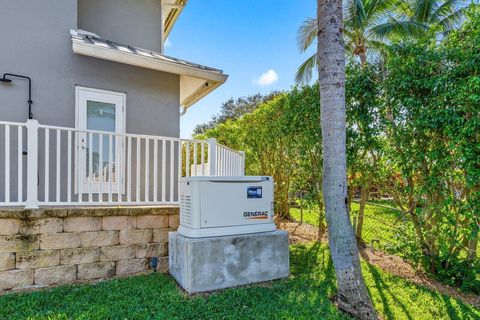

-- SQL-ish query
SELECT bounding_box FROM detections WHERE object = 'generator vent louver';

[180,194,192,227]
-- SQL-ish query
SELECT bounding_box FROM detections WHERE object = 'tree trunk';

[317,0,377,319]
[300,199,304,224]
[359,51,367,66]
[467,236,478,263]
[317,201,326,241]
[356,186,368,244]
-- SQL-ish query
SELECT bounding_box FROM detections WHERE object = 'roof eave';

[72,38,228,109]
[163,0,187,39]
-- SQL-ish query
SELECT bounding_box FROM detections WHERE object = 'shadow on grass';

[290,242,331,277]
[365,263,414,320]
[364,261,480,320]
[439,290,479,320]
[441,294,462,320]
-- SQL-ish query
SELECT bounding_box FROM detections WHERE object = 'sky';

[165,0,317,138]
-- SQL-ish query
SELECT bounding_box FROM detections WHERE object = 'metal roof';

[71,30,224,75]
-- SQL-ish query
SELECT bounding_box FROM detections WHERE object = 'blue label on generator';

[247,186,262,199]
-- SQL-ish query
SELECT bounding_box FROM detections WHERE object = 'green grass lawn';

[290,201,406,255]
[0,244,478,320]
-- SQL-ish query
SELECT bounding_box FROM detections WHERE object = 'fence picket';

[67,131,72,203]
[127,136,131,202]
[201,143,205,176]
[136,137,141,202]
[99,133,103,203]
[44,128,49,202]
[56,130,61,202]
[108,134,113,203]
[185,142,190,177]
[170,140,174,202]
[193,142,197,176]
[153,139,158,202]
[88,132,93,203]
[145,138,150,202]
[5,125,10,203]
[162,140,166,202]
[17,126,22,202]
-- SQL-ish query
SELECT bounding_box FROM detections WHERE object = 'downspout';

[180,106,187,116]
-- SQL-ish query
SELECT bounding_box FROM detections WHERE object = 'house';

[0,0,245,290]
[0,0,245,208]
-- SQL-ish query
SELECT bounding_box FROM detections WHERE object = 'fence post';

[239,151,245,176]
[207,138,217,176]
[25,119,39,209]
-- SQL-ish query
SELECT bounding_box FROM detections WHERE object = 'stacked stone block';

[0,207,179,291]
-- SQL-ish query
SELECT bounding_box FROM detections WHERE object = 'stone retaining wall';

[0,207,179,291]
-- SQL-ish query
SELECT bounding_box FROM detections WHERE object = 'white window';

[75,86,126,194]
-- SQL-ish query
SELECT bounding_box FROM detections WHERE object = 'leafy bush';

[382,6,480,292]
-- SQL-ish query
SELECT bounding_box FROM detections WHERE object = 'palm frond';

[394,0,416,17]
[343,28,356,42]
[364,0,399,19]
[295,54,317,84]
[413,0,435,23]
[345,41,355,55]
[297,18,317,53]
[345,0,367,29]
[367,39,390,52]
[436,8,466,33]
[369,17,428,39]
[430,0,458,21]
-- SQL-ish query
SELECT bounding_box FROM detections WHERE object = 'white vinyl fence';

[216,145,245,176]
[0,121,26,207]
[0,120,244,208]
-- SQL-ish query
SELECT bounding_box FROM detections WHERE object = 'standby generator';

[178,176,275,238]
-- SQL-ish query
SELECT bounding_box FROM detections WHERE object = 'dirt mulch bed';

[280,221,326,244]
[279,221,480,309]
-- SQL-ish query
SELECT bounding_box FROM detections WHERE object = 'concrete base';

[168,230,289,293]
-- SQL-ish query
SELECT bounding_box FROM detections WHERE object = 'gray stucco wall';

[0,0,180,204]
[78,0,163,53]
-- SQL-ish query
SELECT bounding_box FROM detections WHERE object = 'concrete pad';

[169,230,289,293]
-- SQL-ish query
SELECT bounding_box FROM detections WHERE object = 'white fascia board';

[72,39,228,83]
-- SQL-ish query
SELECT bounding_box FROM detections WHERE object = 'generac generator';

[178,176,276,238]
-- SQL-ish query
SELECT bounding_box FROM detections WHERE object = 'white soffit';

[163,0,187,39]
[71,29,228,109]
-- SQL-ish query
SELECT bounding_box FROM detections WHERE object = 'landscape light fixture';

[0,73,34,119]
[150,257,158,272]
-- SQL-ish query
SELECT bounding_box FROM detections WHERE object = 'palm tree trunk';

[359,51,367,66]
[317,0,377,319]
